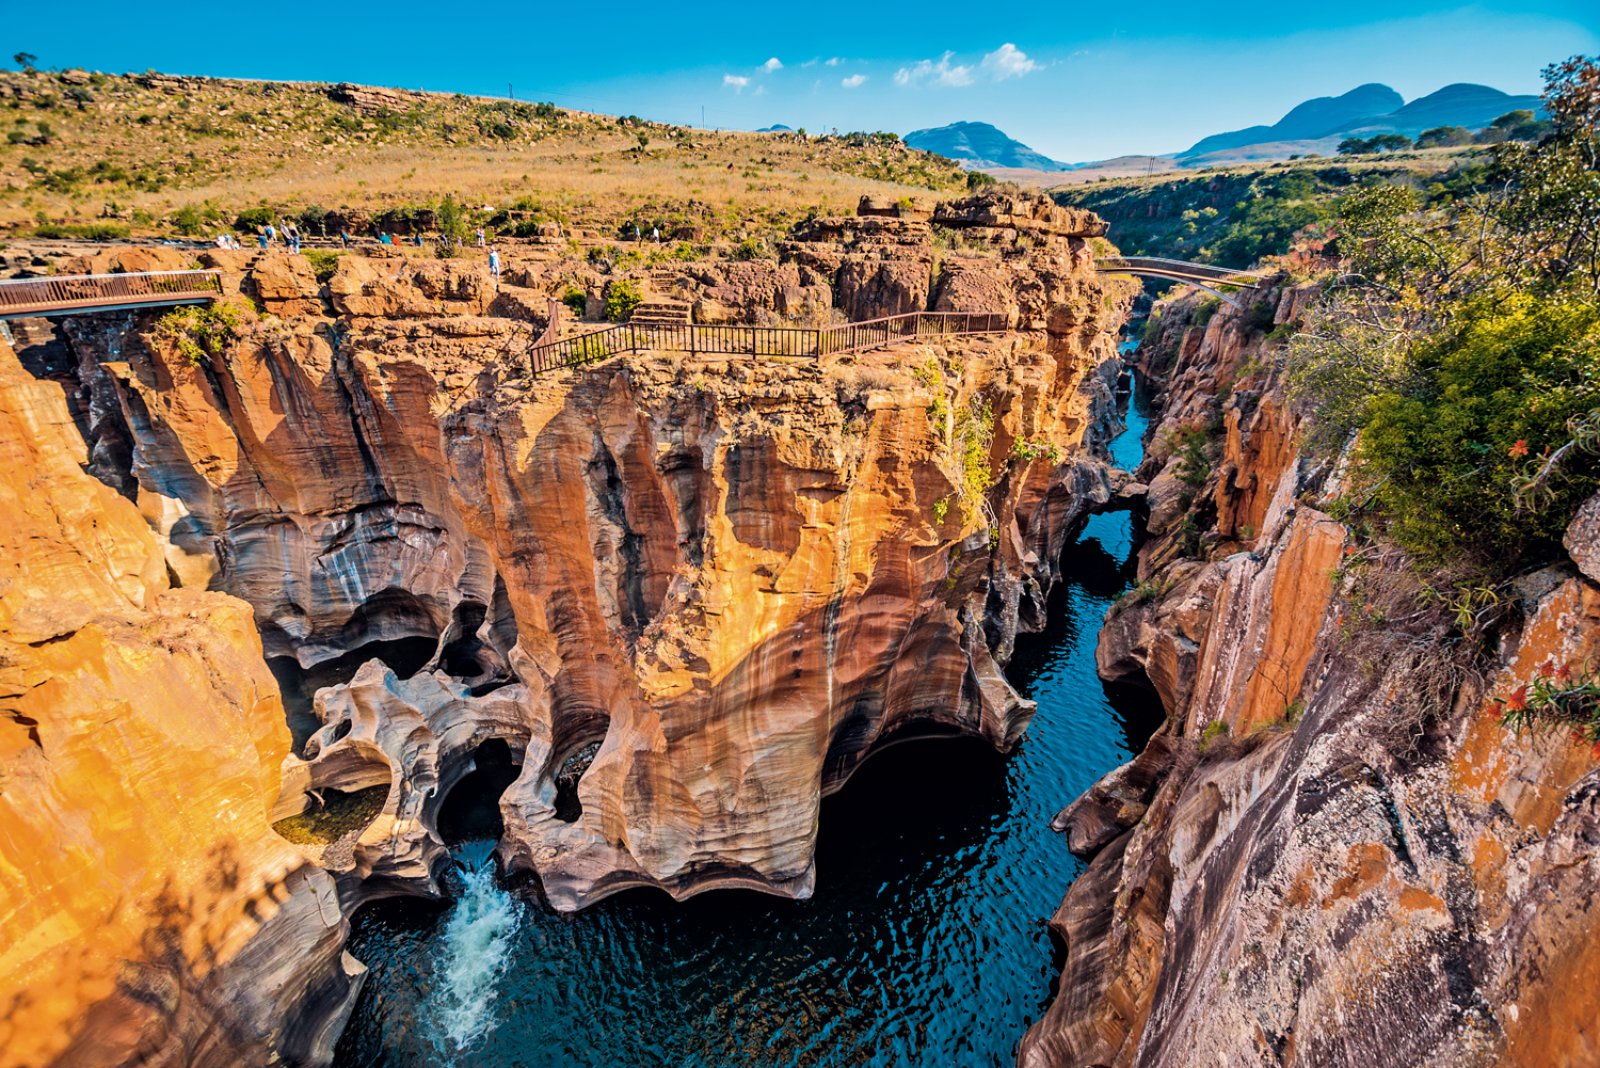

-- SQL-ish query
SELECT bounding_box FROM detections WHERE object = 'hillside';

[904,121,1072,172]
[0,70,970,242]
[1054,151,1483,265]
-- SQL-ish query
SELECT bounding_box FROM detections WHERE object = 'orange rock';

[0,339,353,1067]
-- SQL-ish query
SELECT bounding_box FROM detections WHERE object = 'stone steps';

[629,300,692,326]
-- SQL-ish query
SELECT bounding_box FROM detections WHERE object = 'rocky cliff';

[0,337,358,1068]
[1020,283,1600,1067]
[2,194,1136,1062]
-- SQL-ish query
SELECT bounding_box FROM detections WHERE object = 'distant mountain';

[904,121,1073,172]
[1344,83,1544,137]
[1185,84,1403,157]
[757,124,793,132]
[1177,82,1544,163]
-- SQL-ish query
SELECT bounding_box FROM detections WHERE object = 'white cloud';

[754,84,767,96]
[982,43,1039,80]
[825,57,843,67]
[723,74,750,91]
[801,57,819,68]
[762,57,783,72]
[841,74,868,89]
[894,52,974,88]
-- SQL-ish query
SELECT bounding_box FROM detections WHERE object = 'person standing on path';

[488,246,501,285]
[476,227,486,248]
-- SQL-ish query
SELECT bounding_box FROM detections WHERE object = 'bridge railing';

[1096,256,1264,284]
[526,310,1009,376]
[0,270,225,315]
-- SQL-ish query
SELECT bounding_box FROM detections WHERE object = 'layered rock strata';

[1021,281,1600,1067]
[0,339,357,1068]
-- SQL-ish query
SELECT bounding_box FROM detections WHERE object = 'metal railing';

[0,269,224,316]
[1096,256,1264,286]
[526,311,1009,376]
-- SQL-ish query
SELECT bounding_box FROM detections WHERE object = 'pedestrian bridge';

[1095,256,1266,307]
[0,270,224,319]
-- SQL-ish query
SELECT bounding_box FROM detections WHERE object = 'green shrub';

[303,249,340,283]
[955,396,995,529]
[731,236,767,261]
[233,206,274,232]
[1198,719,1230,752]
[1348,294,1600,571]
[155,303,242,364]
[603,278,643,322]
[171,203,207,236]
[560,287,587,317]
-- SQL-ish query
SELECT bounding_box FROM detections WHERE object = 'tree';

[1370,134,1413,152]
[434,194,469,256]
[1337,137,1373,156]
[12,52,36,72]
[1415,125,1473,149]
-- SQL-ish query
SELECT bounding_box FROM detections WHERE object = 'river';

[333,355,1159,1068]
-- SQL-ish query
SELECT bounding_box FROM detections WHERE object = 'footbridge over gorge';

[0,270,224,319]
[1093,256,1266,307]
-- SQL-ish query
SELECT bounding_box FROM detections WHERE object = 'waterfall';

[428,841,524,1054]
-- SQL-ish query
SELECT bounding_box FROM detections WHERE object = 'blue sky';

[7,1,1597,160]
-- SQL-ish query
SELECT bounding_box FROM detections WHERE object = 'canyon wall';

[1021,282,1600,1067]
[8,193,1135,955]
[0,338,358,1068]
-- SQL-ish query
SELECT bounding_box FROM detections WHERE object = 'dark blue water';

[333,366,1158,1068]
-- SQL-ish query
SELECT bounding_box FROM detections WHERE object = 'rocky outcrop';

[1021,281,1600,1067]
[0,338,356,1068]
[34,194,1136,917]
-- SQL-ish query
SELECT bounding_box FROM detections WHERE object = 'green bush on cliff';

[155,302,242,364]
[1347,295,1600,570]
[955,396,995,529]
[603,279,643,321]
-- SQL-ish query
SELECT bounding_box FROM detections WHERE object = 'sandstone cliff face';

[1021,283,1600,1067]
[30,196,1135,919]
[0,339,356,1068]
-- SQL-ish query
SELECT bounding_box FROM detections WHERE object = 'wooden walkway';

[527,311,1009,376]
[0,270,224,319]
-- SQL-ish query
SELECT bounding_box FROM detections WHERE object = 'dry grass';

[0,70,969,240]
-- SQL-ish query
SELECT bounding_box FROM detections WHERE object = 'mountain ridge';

[903,121,1073,172]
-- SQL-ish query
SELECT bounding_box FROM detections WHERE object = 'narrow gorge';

[2,194,1175,1065]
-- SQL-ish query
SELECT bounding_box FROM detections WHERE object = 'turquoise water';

[333,368,1158,1068]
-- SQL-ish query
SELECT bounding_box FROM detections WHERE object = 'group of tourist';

[210,220,504,284]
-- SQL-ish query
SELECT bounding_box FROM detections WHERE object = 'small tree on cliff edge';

[435,194,469,258]
[13,52,37,73]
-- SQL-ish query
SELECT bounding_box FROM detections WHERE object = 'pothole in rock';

[553,741,602,823]
[437,738,523,845]
[272,785,388,845]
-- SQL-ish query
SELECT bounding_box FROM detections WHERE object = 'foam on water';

[428,840,523,1054]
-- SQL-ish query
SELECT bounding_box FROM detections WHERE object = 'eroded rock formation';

[1021,281,1600,1068]
[0,338,357,1068]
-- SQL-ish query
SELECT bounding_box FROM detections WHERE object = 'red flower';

[1504,685,1529,712]
[1589,741,1600,762]
[1556,663,1574,684]
[1539,658,1557,678]
[1508,440,1529,458]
